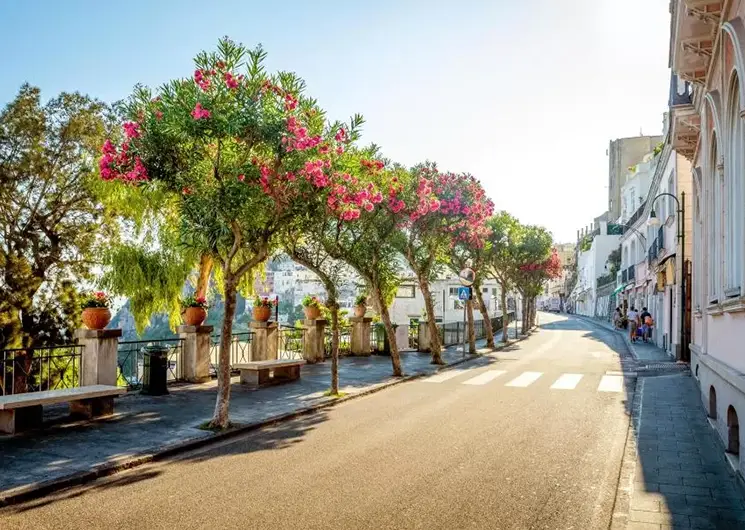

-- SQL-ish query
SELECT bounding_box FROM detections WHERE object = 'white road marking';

[550,373,584,390]
[424,370,469,383]
[597,375,624,392]
[505,371,543,387]
[462,370,507,386]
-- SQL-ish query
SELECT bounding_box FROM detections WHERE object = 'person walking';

[613,307,622,329]
[627,307,639,342]
[640,307,653,343]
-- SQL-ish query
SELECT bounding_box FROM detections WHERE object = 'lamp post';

[647,192,687,361]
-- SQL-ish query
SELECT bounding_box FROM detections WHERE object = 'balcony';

[622,268,629,283]
[626,266,635,282]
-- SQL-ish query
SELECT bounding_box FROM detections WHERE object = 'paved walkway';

[573,314,672,363]
[0,330,519,497]
[626,375,745,529]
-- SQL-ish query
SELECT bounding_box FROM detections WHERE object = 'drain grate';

[638,363,689,371]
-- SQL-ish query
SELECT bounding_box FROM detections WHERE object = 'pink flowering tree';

[513,228,561,332]
[312,149,406,376]
[99,38,366,428]
[390,162,493,362]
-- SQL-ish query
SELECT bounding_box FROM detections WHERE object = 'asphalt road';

[1,313,633,530]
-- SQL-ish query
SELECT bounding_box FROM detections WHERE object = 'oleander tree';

[319,149,406,376]
[513,227,561,332]
[98,38,368,428]
[390,162,493,363]
[485,212,523,344]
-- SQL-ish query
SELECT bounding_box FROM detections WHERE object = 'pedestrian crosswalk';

[421,369,626,393]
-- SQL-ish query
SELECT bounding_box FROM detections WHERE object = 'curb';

[0,334,534,508]
[610,376,643,530]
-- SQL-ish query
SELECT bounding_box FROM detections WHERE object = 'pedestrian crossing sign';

[458,287,472,301]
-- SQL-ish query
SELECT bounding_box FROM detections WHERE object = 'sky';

[0,0,672,243]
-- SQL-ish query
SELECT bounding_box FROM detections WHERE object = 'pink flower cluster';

[123,122,140,139]
[99,136,148,183]
[224,72,239,89]
[191,103,211,120]
[283,116,322,152]
[300,159,330,187]
[360,159,384,171]
[194,69,212,91]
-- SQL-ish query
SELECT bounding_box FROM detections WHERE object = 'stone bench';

[0,385,126,435]
[234,359,306,387]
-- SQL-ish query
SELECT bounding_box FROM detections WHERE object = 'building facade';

[670,0,745,471]
[608,135,663,221]
[570,222,621,317]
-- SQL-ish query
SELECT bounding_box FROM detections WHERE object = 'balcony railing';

[622,268,628,283]
[626,266,635,281]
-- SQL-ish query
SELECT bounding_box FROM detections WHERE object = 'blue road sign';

[458,287,472,301]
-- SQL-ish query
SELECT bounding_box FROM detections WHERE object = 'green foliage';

[354,293,367,306]
[484,211,523,291]
[606,247,621,276]
[301,295,322,308]
[0,84,116,348]
[81,291,111,309]
[253,296,276,307]
[100,244,194,333]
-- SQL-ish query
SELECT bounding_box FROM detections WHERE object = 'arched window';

[726,76,743,296]
[709,386,718,419]
[728,405,740,455]
[693,174,703,311]
[709,134,721,303]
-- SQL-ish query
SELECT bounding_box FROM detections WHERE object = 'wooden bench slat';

[0,385,126,410]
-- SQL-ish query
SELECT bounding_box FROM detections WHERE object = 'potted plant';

[253,296,276,322]
[302,295,322,320]
[181,295,209,326]
[353,294,367,318]
[81,291,112,330]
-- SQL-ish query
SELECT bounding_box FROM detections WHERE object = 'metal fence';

[209,332,254,374]
[117,338,184,390]
[324,326,351,358]
[439,321,465,346]
[278,326,304,360]
[370,324,391,353]
[1,345,83,396]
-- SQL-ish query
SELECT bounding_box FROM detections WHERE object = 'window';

[667,174,675,222]
[726,77,743,296]
[396,285,415,298]
[448,286,459,297]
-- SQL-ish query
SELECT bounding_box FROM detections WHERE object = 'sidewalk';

[0,329,520,502]
[620,375,745,529]
[573,314,673,363]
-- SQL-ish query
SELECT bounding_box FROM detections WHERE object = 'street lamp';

[647,192,687,361]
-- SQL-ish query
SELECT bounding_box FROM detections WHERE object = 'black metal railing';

[117,338,184,390]
[627,266,635,281]
[324,326,351,358]
[1,345,83,396]
[625,204,646,230]
[209,332,254,374]
[622,268,629,283]
[278,326,304,360]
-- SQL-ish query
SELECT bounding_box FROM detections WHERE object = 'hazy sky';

[0,0,671,242]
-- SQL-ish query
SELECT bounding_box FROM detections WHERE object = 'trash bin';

[141,345,170,396]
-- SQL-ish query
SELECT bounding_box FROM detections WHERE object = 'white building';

[670,0,745,470]
[571,221,621,317]
[389,275,504,327]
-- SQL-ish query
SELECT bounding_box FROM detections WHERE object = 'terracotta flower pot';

[304,306,321,320]
[253,305,271,322]
[183,307,207,326]
[82,307,111,330]
[353,305,366,318]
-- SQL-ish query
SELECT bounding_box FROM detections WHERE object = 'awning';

[612,283,632,295]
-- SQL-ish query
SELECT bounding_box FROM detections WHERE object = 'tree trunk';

[372,287,402,376]
[329,301,340,395]
[209,272,236,429]
[466,299,476,354]
[418,278,443,364]
[521,295,528,334]
[475,287,495,349]
[500,283,509,344]
[196,254,213,298]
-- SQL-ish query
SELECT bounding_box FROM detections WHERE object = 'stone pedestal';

[178,325,213,383]
[250,321,278,361]
[302,319,327,364]
[75,328,122,387]
[418,321,432,353]
[350,317,372,356]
